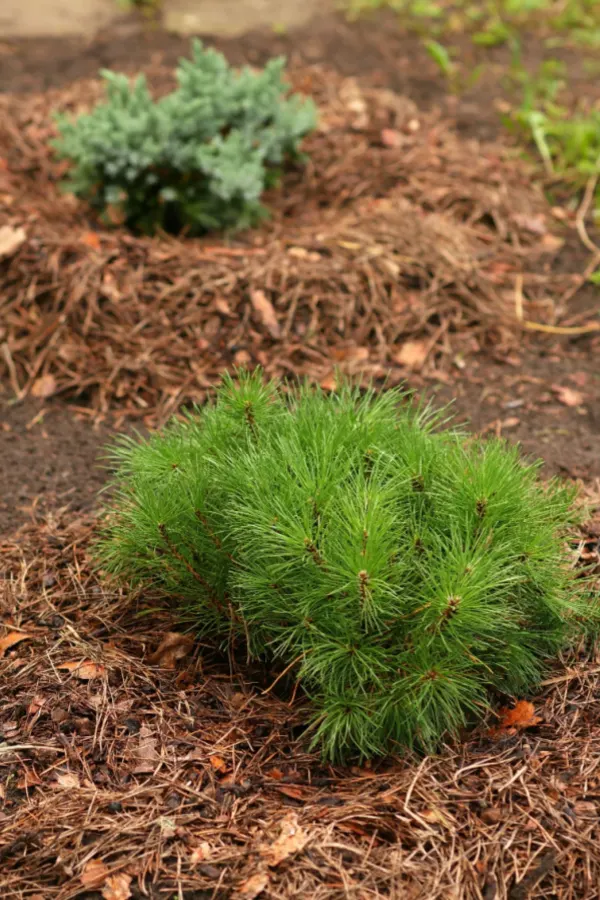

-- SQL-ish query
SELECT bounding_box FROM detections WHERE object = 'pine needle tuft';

[95,370,599,760]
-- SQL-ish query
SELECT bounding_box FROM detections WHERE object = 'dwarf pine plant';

[96,371,597,760]
[53,42,316,234]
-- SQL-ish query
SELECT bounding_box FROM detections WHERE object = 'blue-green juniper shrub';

[95,371,598,760]
[52,41,317,235]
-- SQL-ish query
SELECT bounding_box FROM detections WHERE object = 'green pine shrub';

[96,371,597,760]
[52,42,317,235]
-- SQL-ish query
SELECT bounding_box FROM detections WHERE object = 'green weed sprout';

[53,41,316,235]
[95,371,597,761]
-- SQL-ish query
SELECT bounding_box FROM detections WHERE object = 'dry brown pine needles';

[0,66,571,425]
[0,504,599,899]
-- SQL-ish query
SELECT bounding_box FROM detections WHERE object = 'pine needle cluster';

[95,371,597,760]
[52,42,316,235]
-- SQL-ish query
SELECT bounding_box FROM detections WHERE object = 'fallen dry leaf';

[102,873,132,900]
[513,213,546,235]
[190,842,212,865]
[250,289,281,339]
[540,233,565,253]
[381,127,404,148]
[480,807,504,825]
[31,373,57,399]
[420,806,455,829]
[58,660,106,680]
[331,345,370,365]
[393,340,429,369]
[260,812,309,867]
[54,772,80,790]
[320,372,337,391]
[0,224,26,258]
[552,384,585,408]
[81,231,101,250]
[237,871,269,899]
[493,700,542,736]
[274,784,305,801]
[17,768,42,789]
[209,754,228,774]
[147,631,194,669]
[287,246,321,261]
[0,631,32,658]
[336,821,371,838]
[80,858,110,890]
[134,724,159,774]
[27,695,46,716]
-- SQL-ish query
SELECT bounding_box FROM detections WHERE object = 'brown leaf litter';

[0,66,580,425]
[1,509,599,899]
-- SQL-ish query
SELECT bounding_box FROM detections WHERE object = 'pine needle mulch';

[0,65,576,426]
[1,483,599,900]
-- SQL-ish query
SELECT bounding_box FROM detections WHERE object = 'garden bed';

[1,13,600,900]
[1,64,587,424]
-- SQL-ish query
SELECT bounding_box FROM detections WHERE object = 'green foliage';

[509,59,600,217]
[424,39,455,77]
[345,0,600,45]
[52,41,317,235]
[95,371,597,761]
[115,0,160,13]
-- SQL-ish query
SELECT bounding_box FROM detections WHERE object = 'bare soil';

[2,345,599,536]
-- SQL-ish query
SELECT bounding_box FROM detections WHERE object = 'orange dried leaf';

[393,340,429,369]
[17,768,42,789]
[320,372,337,391]
[80,859,110,890]
[420,806,455,829]
[31,374,57,399]
[209,754,228,774]
[260,812,309,867]
[237,871,269,898]
[58,660,106,680]
[494,700,541,734]
[102,873,132,900]
[190,842,212,865]
[81,231,101,250]
[274,785,305,801]
[381,128,404,148]
[54,772,80,789]
[0,631,32,658]
[27,695,46,716]
[552,384,585,408]
[0,224,26,258]
[336,821,371,838]
[250,289,281,339]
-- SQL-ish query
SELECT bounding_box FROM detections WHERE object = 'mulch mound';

[1,489,599,899]
[0,65,578,425]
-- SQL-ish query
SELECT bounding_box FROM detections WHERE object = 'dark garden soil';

[1,10,600,900]
[2,344,599,537]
